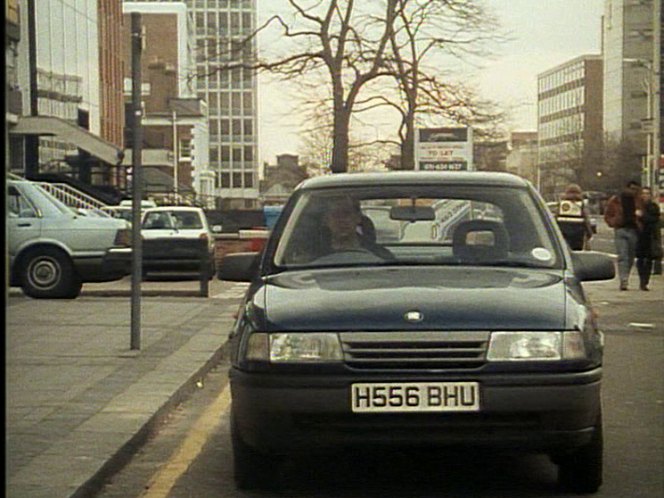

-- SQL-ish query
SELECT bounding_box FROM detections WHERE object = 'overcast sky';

[256,0,605,165]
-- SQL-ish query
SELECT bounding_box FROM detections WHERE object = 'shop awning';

[10,115,124,165]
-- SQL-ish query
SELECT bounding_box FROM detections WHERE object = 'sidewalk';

[6,280,243,498]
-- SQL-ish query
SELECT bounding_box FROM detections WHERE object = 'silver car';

[7,179,132,298]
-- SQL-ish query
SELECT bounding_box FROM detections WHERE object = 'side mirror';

[218,252,260,282]
[572,251,615,282]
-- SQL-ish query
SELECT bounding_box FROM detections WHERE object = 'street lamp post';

[625,58,657,193]
[172,109,179,204]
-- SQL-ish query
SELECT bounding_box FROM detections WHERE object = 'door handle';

[18,223,32,227]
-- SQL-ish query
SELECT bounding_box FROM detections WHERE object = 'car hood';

[261,266,568,331]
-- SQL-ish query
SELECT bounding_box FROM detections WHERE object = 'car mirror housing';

[572,251,615,282]
[218,252,260,282]
[390,205,435,221]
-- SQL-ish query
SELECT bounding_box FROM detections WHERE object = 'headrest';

[453,220,509,262]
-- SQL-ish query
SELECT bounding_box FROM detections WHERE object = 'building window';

[180,139,192,159]
[221,119,230,140]
[243,119,253,137]
[221,172,230,187]
[232,119,242,137]
[232,172,242,187]
[244,172,253,188]
[243,92,253,112]
[244,145,253,161]
[232,93,242,114]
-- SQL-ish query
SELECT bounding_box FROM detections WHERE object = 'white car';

[141,206,221,277]
[7,179,132,298]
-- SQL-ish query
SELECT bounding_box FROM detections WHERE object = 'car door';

[7,184,43,259]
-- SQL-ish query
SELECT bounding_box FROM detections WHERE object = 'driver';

[322,197,393,259]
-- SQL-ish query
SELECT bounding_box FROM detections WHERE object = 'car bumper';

[230,367,602,455]
[74,248,132,282]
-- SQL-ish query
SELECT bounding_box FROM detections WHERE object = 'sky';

[256,0,605,166]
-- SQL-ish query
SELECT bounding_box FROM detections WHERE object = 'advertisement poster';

[415,127,474,171]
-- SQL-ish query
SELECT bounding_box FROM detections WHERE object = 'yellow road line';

[140,385,232,498]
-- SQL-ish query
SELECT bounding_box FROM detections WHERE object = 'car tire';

[557,415,603,494]
[208,259,215,281]
[230,412,280,490]
[21,247,81,299]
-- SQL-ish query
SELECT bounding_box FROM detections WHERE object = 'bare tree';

[206,0,401,173]
[298,98,395,173]
[599,136,643,193]
[382,0,506,169]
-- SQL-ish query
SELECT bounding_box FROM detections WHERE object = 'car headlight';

[244,332,343,362]
[487,331,586,361]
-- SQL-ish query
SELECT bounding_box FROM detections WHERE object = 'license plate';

[351,382,480,413]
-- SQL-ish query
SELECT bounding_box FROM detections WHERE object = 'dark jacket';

[637,201,661,259]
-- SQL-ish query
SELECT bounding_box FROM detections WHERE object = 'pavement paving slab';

[6,278,241,498]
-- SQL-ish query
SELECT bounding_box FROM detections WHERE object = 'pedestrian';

[555,183,594,251]
[636,187,661,290]
[603,180,644,291]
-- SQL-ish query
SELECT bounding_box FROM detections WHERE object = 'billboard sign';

[415,127,474,171]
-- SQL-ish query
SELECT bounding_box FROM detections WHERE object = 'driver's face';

[324,202,361,236]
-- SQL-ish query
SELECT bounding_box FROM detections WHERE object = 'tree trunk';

[401,114,416,170]
[400,94,416,170]
[331,109,351,173]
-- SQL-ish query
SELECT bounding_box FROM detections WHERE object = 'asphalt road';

[92,277,664,498]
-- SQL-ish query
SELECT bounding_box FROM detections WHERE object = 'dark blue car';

[219,172,615,492]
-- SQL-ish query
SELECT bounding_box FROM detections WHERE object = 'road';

[90,276,663,498]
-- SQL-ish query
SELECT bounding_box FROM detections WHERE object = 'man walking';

[604,181,644,290]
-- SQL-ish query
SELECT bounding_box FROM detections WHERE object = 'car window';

[171,211,204,229]
[143,212,175,229]
[8,185,38,218]
[11,182,72,217]
[273,186,561,270]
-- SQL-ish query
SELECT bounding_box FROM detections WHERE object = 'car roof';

[143,206,204,213]
[297,171,530,191]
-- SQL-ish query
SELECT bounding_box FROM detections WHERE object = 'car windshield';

[142,210,204,230]
[273,185,561,270]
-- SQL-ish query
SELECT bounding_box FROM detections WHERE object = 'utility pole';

[130,13,144,350]
[653,0,662,203]
[25,0,39,178]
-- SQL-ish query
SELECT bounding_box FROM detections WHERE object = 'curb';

[70,340,231,498]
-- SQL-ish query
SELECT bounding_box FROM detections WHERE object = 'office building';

[537,55,603,199]
[602,0,659,188]
[125,0,259,208]
[10,0,125,202]
[121,2,214,206]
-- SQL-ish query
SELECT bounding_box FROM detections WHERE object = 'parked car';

[74,207,112,218]
[219,171,614,492]
[140,206,220,278]
[101,205,133,222]
[7,179,132,298]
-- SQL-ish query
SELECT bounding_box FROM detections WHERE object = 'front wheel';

[230,412,281,490]
[557,416,603,493]
[20,248,81,299]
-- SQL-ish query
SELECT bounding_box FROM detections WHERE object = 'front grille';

[340,331,489,371]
